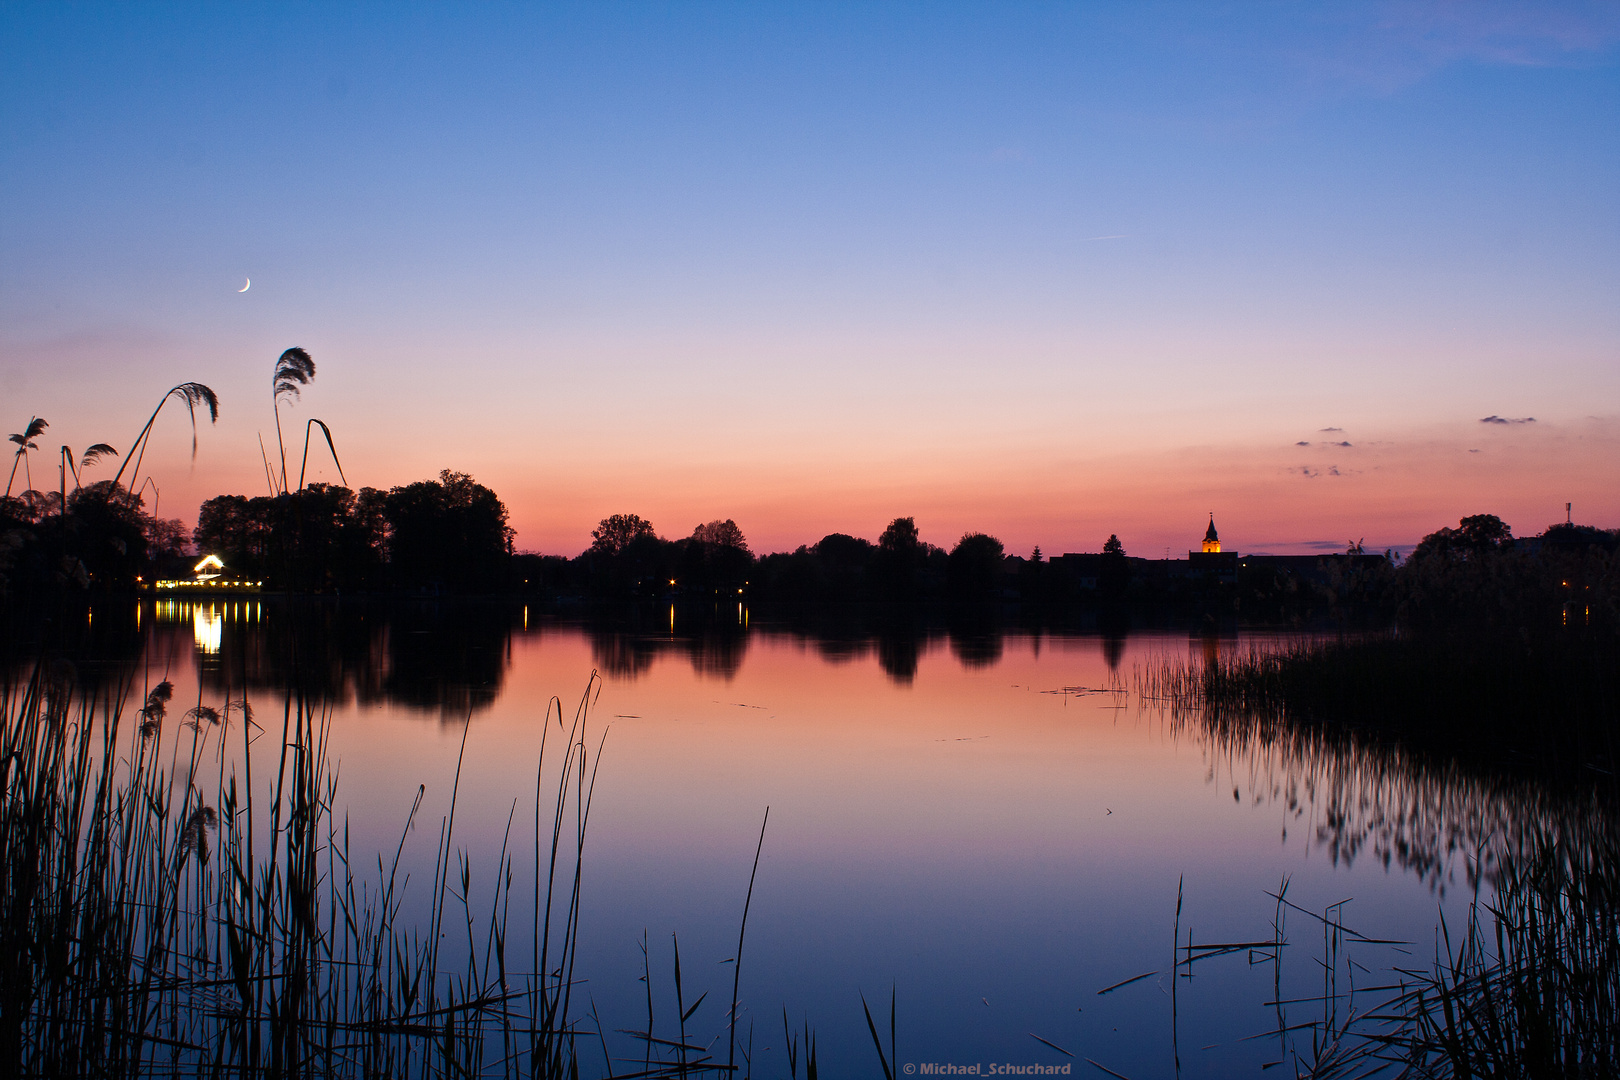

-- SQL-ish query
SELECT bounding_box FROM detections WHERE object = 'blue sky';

[4,2,1617,553]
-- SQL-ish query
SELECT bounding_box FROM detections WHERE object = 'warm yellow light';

[193,605,222,654]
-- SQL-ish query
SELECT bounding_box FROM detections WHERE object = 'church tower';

[1201,514,1221,554]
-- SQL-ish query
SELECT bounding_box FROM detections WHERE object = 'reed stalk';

[0,658,603,1078]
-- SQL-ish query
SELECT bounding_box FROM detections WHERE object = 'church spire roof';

[1204,514,1218,543]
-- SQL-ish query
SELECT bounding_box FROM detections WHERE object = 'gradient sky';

[3,2,1617,556]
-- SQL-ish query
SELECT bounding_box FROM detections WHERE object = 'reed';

[1384,829,1620,1077]
[0,658,606,1078]
[1138,630,1620,788]
[1149,633,1620,1077]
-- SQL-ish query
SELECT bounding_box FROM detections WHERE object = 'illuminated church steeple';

[1201,514,1221,554]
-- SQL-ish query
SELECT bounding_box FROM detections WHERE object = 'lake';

[59,597,1589,1077]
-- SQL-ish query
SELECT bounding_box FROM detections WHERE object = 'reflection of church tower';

[1201,514,1221,554]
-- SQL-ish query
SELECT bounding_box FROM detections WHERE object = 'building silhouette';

[1188,514,1237,580]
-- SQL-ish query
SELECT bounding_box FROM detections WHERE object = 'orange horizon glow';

[36,396,1612,559]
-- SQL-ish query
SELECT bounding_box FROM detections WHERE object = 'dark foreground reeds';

[1145,631,1620,1077]
[1170,828,1620,1079]
[0,659,608,1079]
[1140,629,1620,787]
[1392,828,1620,1077]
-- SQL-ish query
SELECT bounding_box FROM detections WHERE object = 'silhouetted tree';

[948,532,1005,598]
[1100,534,1129,600]
[680,519,754,595]
[690,519,749,551]
[876,516,924,598]
[878,517,919,556]
[386,470,513,593]
[194,495,267,571]
[590,513,657,556]
[1408,514,1513,563]
[61,481,151,592]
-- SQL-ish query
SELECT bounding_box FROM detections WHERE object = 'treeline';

[527,511,1620,624]
[0,482,189,600]
[1390,513,1619,633]
[8,464,1618,625]
[193,471,513,593]
[518,515,1037,603]
[0,470,514,599]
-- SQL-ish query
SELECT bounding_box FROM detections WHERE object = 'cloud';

[1469,448,1481,453]
[1319,427,1343,433]
[1334,440,1352,447]
[1480,415,1536,424]
[1328,466,1342,476]
[1298,466,1319,479]
[1296,440,1311,446]
[1270,3,1620,101]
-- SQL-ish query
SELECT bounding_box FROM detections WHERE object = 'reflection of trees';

[588,630,658,681]
[586,608,751,682]
[685,625,747,680]
[947,611,1003,669]
[43,600,1135,702]
[876,634,921,685]
[1098,609,1129,672]
[1101,633,1126,672]
[176,600,512,720]
[1164,698,1616,895]
[0,600,144,695]
[370,605,506,719]
[762,607,942,686]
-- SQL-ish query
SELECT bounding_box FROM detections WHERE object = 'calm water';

[71,598,1591,1077]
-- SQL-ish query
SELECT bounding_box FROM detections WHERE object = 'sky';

[3,1,1617,557]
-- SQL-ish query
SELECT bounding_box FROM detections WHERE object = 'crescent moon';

[238,277,251,293]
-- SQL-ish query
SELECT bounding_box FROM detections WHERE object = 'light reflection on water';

[119,601,1598,1077]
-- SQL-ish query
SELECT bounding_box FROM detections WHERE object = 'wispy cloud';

[1319,427,1344,433]
[1480,415,1536,424]
[1296,440,1311,446]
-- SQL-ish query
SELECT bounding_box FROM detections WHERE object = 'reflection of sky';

[3,5,1617,555]
[133,615,1539,1076]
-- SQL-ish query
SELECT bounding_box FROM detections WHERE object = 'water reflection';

[1163,692,1616,896]
[18,600,1612,895]
[192,604,224,654]
[22,599,1168,710]
[9,598,1616,1076]
[142,600,509,720]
